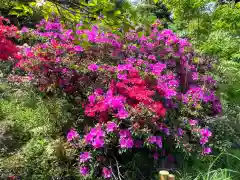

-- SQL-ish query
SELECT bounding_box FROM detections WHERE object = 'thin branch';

[110,161,118,180]
[114,156,123,180]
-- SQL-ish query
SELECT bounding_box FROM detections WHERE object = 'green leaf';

[236,2,240,9]
[114,10,121,16]
[153,0,159,4]
[12,5,24,10]
[9,10,19,16]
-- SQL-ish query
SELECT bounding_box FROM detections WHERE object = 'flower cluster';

[0,16,20,61]
[14,17,221,178]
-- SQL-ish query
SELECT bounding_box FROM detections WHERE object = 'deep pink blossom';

[119,129,131,138]
[88,95,96,104]
[189,119,198,126]
[156,136,162,148]
[203,147,212,154]
[119,137,134,148]
[88,64,99,71]
[117,108,129,119]
[200,137,208,145]
[79,152,91,163]
[200,128,212,138]
[67,129,79,141]
[148,136,156,144]
[92,137,104,148]
[102,167,112,179]
[148,55,156,61]
[80,166,89,176]
[106,121,118,133]
[74,45,83,52]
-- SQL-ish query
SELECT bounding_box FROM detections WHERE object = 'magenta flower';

[151,63,166,76]
[192,72,198,80]
[80,166,89,176]
[178,128,183,136]
[106,121,117,133]
[117,73,127,80]
[74,45,83,52]
[79,152,91,163]
[119,129,131,138]
[117,108,129,119]
[163,128,170,136]
[107,97,125,110]
[203,147,212,154]
[67,129,79,141]
[148,55,156,61]
[156,136,162,148]
[88,64,99,71]
[88,95,96,104]
[119,137,134,148]
[84,133,94,144]
[189,119,198,126]
[90,127,105,137]
[148,136,156,144]
[92,137,104,148]
[102,167,112,179]
[200,137,208,145]
[200,128,212,138]
[21,26,29,33]
[117,64,133,71]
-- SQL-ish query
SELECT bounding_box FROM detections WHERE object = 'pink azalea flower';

[119,137,134,148]
[200,128,212,138]
[192,72,198,80]
[178,128,184,136]
[119,129,131,138]
[200,137,208,145]
[84,133,94,144]
[189,119,198,126]
[88,64,99,71]
[106,121,117,133]
[67,129,79,141]
[88,95,96,104]
[90,127,105,137]
[80,166,89,176]
[148,136,156,144]
[92,137,104,148]
[79,152,91,163]
[117,73,127,80]
[203,147,212,154]
[107,97,125,110]
[117,108,129,119]
[156,136,162,148]
[74,45,83,52]
[148,55,156,61]
[102,167,112,179]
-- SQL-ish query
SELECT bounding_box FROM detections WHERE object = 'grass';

[179,152,240,180]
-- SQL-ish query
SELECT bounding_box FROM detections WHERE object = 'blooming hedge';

[8,17,222,178]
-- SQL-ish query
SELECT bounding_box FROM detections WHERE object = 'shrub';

[0,16,20,61]
[13,18,222,179]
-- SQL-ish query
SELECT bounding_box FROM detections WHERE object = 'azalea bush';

[8,17,223,179]
[0,16,21,61]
